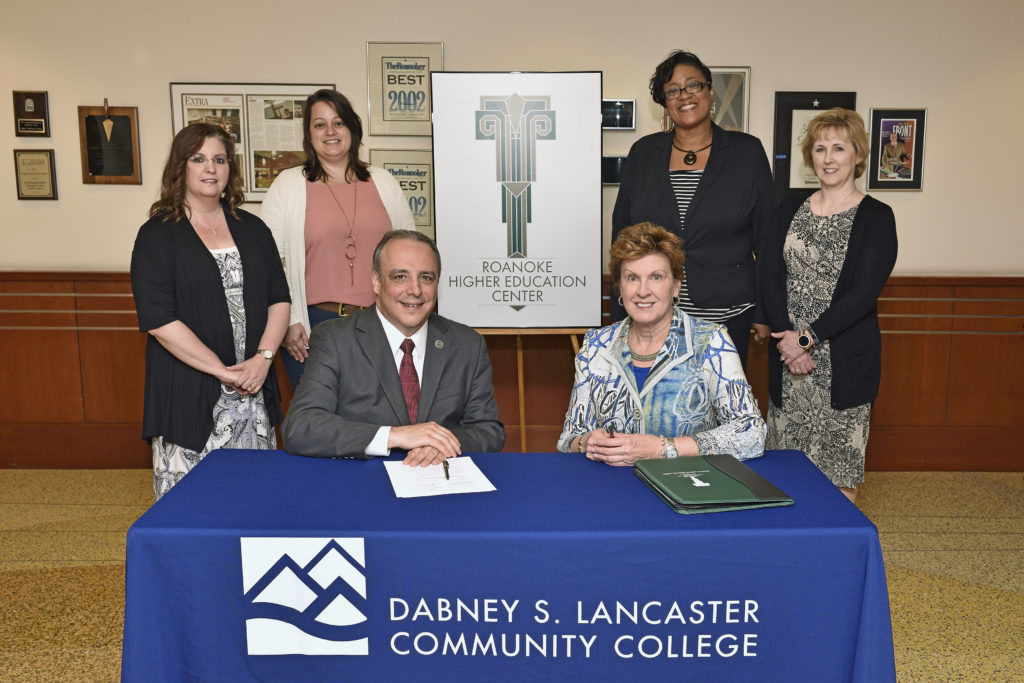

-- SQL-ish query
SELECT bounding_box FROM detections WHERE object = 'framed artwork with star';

[772,91,856,202]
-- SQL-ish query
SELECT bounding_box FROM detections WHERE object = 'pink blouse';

[304,178,393,307]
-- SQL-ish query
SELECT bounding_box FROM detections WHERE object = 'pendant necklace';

[326,180,359,284]
[672,140,712,165]
[190,209,227,246]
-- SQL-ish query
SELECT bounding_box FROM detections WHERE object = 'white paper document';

[383,457,496,498]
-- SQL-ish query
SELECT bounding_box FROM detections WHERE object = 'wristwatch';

[661,436,679,459]
[798,327,818,350]
[257,348,274,361]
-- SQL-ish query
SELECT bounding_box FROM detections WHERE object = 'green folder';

[634,454,794,514]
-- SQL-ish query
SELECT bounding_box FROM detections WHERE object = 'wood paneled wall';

[0,273,149,467]
[869,277,1024,470]
[1,273,1021,470]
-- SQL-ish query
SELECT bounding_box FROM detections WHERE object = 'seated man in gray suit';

[282,229,505,465]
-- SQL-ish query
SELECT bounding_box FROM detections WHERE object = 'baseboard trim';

[866,426,1024,471]
[1,423,151,468]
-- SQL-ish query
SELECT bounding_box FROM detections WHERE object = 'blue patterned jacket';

[557,308,765,459]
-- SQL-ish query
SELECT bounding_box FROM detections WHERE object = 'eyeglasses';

[664,82,712,100]
[187,155,228,166]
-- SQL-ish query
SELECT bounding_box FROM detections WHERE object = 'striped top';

[669,169,754,323]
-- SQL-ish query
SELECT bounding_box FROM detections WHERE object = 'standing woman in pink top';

[262,89,415,389]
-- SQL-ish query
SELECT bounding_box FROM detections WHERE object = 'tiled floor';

[857,471,1024,681]
[0,467,1021,681]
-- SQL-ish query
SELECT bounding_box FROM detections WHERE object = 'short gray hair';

[372,230,441,276]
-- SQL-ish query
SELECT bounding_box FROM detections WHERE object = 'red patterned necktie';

[399,338,420,423]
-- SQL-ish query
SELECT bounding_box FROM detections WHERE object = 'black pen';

[443,459,450,480]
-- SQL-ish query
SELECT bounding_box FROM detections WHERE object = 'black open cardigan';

[130,207,290,451]
[760,194,898,410]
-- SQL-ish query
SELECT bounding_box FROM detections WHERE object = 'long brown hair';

[149,122,244,222]
[301,89,370,183]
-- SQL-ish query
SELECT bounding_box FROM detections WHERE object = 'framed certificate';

[14,149,57,200]
[366,42,444,136]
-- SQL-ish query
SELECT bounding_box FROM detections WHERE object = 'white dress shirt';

[365,309,428,455]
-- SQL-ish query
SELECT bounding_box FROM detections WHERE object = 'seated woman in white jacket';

[558,222,765,464]
[262,88,414,389]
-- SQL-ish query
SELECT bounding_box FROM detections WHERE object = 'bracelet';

[578,434,587,453]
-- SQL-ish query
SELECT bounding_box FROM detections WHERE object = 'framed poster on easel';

[431,71,603,329]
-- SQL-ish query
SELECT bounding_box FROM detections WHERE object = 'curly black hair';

[649,50,713,107]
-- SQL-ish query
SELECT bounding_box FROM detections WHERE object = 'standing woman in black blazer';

[131,123,291,500]
[612,50,776,365]
[761,109,897,503]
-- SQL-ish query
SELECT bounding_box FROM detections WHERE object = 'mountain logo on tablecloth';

[240,537,369,655]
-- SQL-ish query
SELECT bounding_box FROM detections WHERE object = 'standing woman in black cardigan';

[761,109,897,503]
[131,123,290,500]
[612,50,776,365]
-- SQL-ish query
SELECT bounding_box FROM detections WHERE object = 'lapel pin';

[434,339,445,349]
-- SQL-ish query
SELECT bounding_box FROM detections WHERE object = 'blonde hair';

[801,108,870,179]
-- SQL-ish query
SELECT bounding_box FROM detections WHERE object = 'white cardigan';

[260,165,416,334]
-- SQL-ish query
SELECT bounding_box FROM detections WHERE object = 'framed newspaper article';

[170,82,333,202]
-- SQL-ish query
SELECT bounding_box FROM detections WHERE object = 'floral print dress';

[765,200,871,489]
[151,247,275,500]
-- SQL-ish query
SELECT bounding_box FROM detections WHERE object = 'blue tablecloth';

[122,449,895,682]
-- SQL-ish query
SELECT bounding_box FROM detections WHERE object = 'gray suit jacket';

[282,307,505,456]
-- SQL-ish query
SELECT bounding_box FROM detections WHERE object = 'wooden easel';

[475,327,589,450]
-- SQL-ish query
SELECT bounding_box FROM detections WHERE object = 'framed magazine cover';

[868,108,926,191]
[772,91,856,202]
